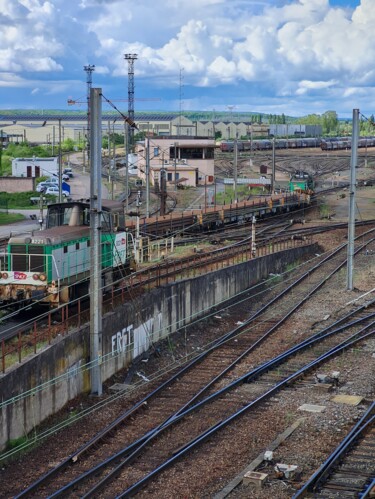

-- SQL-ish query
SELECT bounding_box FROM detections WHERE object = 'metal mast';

[179,67,184,138]
[90,87,103,396]
[84,64,95,165]
[347,108,359,291]
[124,53,137,151]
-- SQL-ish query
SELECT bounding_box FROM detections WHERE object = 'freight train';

[126,191,312,239]
[0,200,135,308]
[320,136,375,151]
[220,136,375,152]
[220,138,321,152]
[0,192,312,310]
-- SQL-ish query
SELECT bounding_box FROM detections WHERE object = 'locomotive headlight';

[39,274,47,281]
[33,274,39,280]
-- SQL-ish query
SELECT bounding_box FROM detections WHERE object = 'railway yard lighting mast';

[84,64,95,167]
[124,54,138,152]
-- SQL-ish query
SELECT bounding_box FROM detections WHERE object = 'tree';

[296,114,322,125]
[322,111,338,135]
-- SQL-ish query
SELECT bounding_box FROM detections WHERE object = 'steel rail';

[10,235,375,496]
[82,316,375,499]
[116,330,375,498]
[293,401,375,498]
[360,477,375,498]
[46,305,375,498]
[14,237,365,497]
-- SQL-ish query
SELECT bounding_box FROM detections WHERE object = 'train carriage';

[0,200,135,308]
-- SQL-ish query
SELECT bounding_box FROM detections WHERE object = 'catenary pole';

[271,137,276,193]
[90,88,103,396]
[124,123,129,214]
[58,119,62,203]
[347,108,359,291]
[145,137,150,217]
[234,138,238,202]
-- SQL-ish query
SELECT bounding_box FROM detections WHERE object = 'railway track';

[12,231,375,497]
[294,401,375,498]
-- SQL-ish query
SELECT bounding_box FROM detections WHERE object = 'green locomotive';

[0,200,135,308]
[289,171,314,193]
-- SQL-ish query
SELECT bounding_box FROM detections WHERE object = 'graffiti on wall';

[111,313,163,357]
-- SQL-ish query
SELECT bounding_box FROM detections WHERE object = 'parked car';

[63,168,74,178]
[45,186,70,197]
[36,181,57,193]
[48,174,70,182]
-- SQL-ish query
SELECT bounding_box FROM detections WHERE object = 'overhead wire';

[1,240,364,463]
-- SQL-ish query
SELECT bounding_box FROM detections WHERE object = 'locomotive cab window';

[46,203,90,228]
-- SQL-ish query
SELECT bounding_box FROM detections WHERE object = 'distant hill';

[0,108,298,124]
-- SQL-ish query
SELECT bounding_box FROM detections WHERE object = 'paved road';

[0,163,110,238]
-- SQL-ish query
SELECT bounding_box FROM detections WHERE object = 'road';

[0,165,110,238]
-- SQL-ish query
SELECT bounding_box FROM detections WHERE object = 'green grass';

[319,202,331,219]
[0,212,25,225]
[215,186,265,205]
[0,191,55,209]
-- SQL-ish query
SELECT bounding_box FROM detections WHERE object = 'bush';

[0,191,40,208]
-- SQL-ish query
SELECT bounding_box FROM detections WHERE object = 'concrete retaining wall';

[0,244,319,451]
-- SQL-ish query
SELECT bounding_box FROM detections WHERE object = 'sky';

[0,0,373,119]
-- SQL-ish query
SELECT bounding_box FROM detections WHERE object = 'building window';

[154,147,159,157]
[167,173,173,181]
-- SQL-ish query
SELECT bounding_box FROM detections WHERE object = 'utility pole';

[38,192,44,230]
[251,216,257,257]
[0,130,3,176]
[90,87,103,396]
[58,119,62,203]
[174,142,178,191]
[124,122,129,213]
[160,168,167,216]
[84,64,95,166]
[234,138,238,202]
[179,67,184,139]
[145,137,150,217]
[271,137,276,194]
[347,109,359,291]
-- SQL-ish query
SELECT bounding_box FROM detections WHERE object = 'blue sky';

[1,0,372,119]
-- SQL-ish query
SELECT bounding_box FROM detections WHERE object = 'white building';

[135,136,215,189]
[12,157,58,178]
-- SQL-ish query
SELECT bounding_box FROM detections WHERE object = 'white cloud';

[0,0,374,116]
[296,79,338,95]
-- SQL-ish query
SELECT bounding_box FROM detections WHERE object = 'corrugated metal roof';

[0,113,176,122]
[223,177,271,185]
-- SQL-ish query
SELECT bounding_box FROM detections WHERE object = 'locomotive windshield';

[46,203,90,228]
